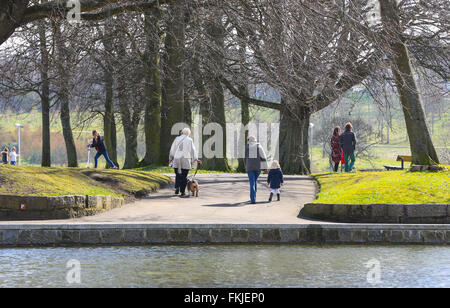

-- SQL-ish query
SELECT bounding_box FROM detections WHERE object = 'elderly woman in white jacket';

[169,128,200,197]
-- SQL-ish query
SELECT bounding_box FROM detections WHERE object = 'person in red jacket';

[331,126,343,172]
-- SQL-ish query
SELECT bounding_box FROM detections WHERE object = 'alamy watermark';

[66,0,81,24]
[365,259,382,285]
[66,259,81,284]
[171,116,280,160]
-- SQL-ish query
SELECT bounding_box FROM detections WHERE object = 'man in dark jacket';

[89,130,118,169]
[339,122,357,172]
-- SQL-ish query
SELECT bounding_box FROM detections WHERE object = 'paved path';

[1,174,321,225]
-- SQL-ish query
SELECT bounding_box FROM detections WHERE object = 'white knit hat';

[270,160,280,169]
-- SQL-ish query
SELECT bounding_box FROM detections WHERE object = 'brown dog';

[187,179,199,197]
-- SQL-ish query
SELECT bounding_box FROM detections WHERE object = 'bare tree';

[377,0,440,165]
[219,0,381,174]
[0,0,174,46]
[0,19,56,167]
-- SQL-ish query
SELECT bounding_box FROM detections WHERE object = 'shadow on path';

[143,194,179,201]
[203,201,270,207]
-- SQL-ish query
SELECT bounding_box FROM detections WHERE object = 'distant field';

[1,98,448,170]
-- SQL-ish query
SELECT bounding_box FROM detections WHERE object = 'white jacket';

[169,135,199,173]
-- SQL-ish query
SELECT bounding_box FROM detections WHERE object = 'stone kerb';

[0,224,448,247]
[303,203,450,224]
[0,194,124,220]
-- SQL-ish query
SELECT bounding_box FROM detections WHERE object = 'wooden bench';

[384,155,412,171]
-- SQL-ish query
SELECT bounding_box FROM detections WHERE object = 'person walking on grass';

[88,130,118,169]
[9,147,17,166]
[340,122,357,172]
[1,147,8,165]
[331,126,343,172]
[267,160,284,202]
[244,136,268,204]
[169,128,201,198]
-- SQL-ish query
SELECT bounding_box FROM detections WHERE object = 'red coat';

[331,135,343,164]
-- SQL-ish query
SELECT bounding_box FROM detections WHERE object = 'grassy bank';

[0,165,171,198]
[312,170,450,204]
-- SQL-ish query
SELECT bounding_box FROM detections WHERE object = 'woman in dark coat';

[331,126,343,172]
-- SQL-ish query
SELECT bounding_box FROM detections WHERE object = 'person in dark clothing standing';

[339,122,357,172]
[1,147,8,165]
[88,130,118,169]
[267,160,284,202]
[331,127,343,172]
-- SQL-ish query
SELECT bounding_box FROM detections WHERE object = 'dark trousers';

[334,162,340,172]
[174,169,190,194]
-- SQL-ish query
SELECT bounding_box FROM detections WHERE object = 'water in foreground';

[0,245,449,288]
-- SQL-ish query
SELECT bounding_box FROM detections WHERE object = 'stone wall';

[0,224,448,247]
[303,203,450,224]
[0,195,124,220]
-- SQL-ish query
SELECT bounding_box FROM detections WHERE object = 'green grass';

[312,170,450,204]
[311,147,403,173]
[0,165,171,197]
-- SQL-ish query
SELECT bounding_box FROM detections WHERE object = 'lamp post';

[309,123,314,173]
[15,124,24,166]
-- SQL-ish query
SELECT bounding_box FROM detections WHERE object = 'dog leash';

[191,161,201,180]
[192,166,199,180]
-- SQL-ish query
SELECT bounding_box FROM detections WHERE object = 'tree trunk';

[101,31,118,168]
[202,77,231,172]
[141,8,162,166]
[160,2,185,164]
[122,119,139,169]
[103,67,118,167]
[38,19,51,167]
[117,81,140,169]
[116,33,140,169]
[279,102,311,175]
[54,22,78,167]
[379,116,384,143]
[59,92,78,167]
[237,29,249,173]
[386,122,390,144]
[192,55,209,165]
[184,88,192,126]
[142,71,162,165]
[202,14,231,172]
[237,89,250,173]
[111,113,118,163]
[379,0,439,165]
[431,112,434,135]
